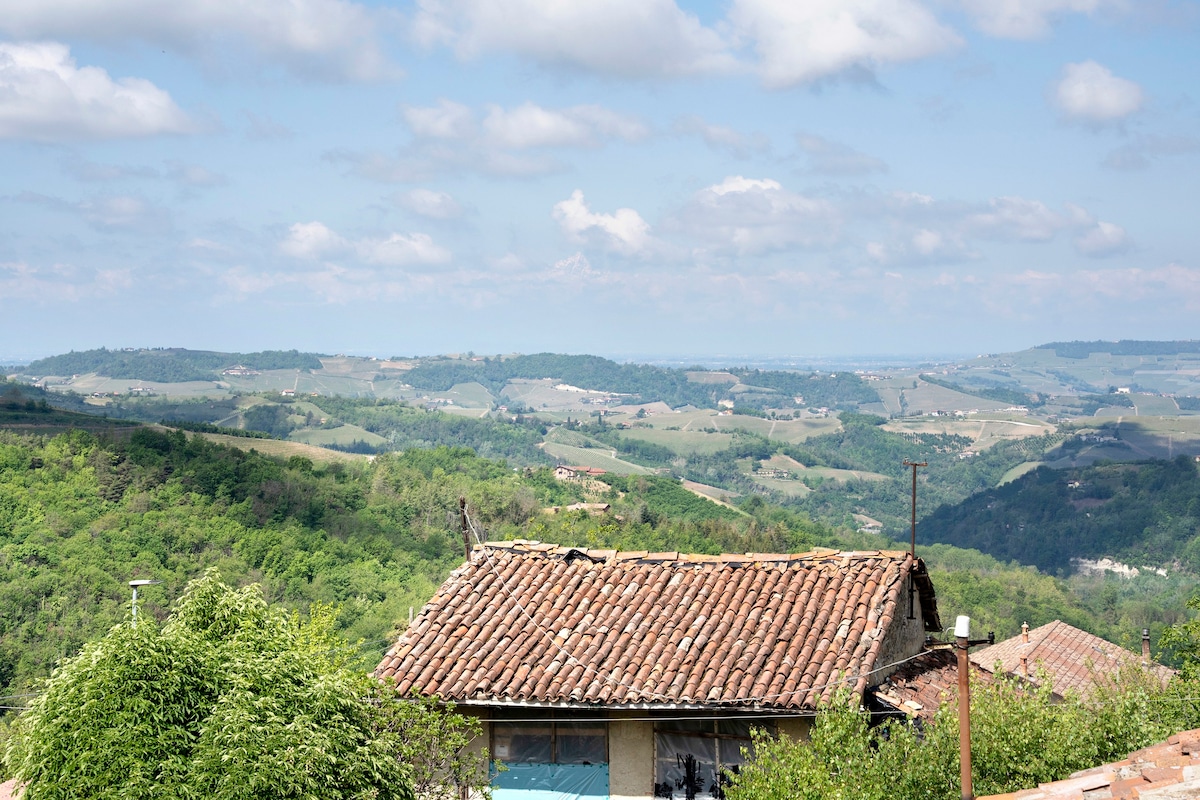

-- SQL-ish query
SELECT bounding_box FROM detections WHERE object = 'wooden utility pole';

[903,459,926,618]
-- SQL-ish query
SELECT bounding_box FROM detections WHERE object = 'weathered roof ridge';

[478,539,912,565]
[376,542,941,710]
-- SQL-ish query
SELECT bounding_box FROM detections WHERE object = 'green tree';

[4,571,415,800]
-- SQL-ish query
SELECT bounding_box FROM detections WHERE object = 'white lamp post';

[129,579,162,625]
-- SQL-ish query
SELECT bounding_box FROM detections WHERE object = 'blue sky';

[1,0,1197,362]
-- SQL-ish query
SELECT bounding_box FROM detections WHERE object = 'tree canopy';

[4,571,414,800]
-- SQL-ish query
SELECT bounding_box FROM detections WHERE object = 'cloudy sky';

[1,0,1197,362]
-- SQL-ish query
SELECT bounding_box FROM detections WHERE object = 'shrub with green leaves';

[4,571,415,800]
[729,671,1200,800]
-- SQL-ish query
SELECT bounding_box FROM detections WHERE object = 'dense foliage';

[404,354,743,408]
[729,670,1200,800]
[725,368,880,409]
[24,348,322,382]
[922,456,1200,574]
[5,572,416,800]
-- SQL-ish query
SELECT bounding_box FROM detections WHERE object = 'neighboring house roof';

[376,541,940,711]
[977,728,1200,800]
[970,620,1174,699]
[869,647,995,722]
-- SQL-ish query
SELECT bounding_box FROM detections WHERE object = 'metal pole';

[902,460,926,619]
[956,615,973,800]
[129,579,162,627]
[460,497,471,560]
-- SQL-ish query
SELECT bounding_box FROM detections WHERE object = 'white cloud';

[412,0,732,78]
[0,0,391,81]
[552,190,652,256]
[280,221,452,267]
[1074,220,1129,257]
[403,99,477,140]
[795,133,887,175]
[671,175,839,255]
[965,196,1068,241]
[0,259,131,300]
[336,100,644,182]
[0,41,193,141]
[280,221,349,260]
[482,103,648,149]
[394,189,464,220]
[956,0,1118,39]
[358,233,452,266]
[729,0,961,87]
[1053,61,1143,123]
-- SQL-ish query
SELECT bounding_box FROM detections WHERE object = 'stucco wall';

[608,712,653,799]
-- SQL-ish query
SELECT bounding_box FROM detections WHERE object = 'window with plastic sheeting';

[492,718,607,765]
[652,718,772,800]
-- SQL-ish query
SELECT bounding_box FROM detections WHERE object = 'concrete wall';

[608,712,653,800]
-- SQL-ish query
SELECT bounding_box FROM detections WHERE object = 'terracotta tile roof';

[376,541,941,710]
[977,728,1200,800]
[970,620,1175,699]
[0,780,22,800]
[869,647,995,721]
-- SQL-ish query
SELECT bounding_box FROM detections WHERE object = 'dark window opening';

[492,717,608,765]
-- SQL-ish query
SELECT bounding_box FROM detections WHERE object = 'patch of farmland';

[883,415,1054,450]
[540,442,652,475]
[686,371,739,384]
[999,461,1042,485]
[289,424,387,447]
[616,427,734,455]
[712,414,842,443]
[1131,395,1182,416]
[52,374,227,398]
[900,381,1008,414]
[680,480,744,511]
[188,431,368,464]
[1110,416,1200,460]
[436,382,495,408]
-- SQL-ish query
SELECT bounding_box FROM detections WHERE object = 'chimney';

[1142,628,1151,661]
[1021,621,1029,643]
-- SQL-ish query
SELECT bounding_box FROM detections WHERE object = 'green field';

[289,424,387,447]
[641,409,840,444]
[615,426,734,455]
[883,414,1054,450]
[540,442,653,475]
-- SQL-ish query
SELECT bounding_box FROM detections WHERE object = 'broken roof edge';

[474,539,915,565]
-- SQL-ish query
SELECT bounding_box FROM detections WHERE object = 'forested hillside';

[922,456,1200,574]
[3,421,1189,703]
[24,348,322,382]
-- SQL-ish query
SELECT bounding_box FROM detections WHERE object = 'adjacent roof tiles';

[870,647,994,721]
[376,541,940,711]
[970,620,1174,699]
[978,729,1200,800]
